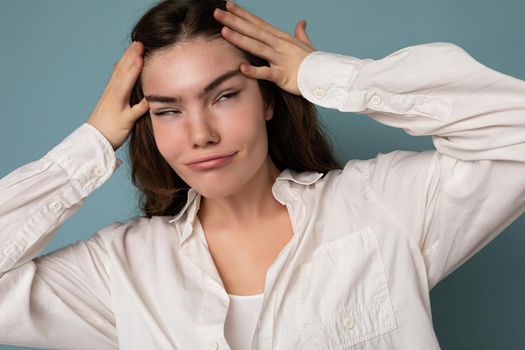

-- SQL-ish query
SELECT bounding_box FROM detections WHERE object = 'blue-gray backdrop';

[1,0,524,349]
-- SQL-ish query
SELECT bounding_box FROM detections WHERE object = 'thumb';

[295,20,313,48]
[128,97,149,121]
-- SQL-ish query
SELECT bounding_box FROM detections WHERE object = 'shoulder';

[93,215,177,249]
[319,149,435,196]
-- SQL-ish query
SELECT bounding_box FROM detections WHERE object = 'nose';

[189,111,220,148]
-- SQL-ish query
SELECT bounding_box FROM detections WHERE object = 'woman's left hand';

[213,1,316,96]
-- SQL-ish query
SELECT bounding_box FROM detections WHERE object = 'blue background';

[1,0,524,349]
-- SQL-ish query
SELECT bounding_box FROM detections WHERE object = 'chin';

[175,154,269,199]
[193,182,241,199]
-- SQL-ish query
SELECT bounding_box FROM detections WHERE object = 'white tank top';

[224,293,264,350]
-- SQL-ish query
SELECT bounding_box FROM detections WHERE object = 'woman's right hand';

[87,41,149,151]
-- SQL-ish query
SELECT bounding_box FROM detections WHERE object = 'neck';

[198,157,284,228]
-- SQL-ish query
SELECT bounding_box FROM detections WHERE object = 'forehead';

[141,37,246,94]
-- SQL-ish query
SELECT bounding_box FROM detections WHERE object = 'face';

[141,37,274,198]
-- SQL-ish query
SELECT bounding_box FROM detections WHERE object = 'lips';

[186,152,237,170]
[187,152,235,165]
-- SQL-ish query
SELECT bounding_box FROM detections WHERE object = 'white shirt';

[1,42,524,350]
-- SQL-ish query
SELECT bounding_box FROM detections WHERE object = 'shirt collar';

[169,188,200,224]
[274,168,324,185]
[169,168,323,244]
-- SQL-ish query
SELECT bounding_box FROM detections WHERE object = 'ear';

[264,101,274,121]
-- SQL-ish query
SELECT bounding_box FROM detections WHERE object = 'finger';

[127,97,149,121]
[224,1,285,38]
[295,20,314,48]
[119,54,143,90]
[115,42,135,70]
[240,64,274,82]
[111,42,144,93]
[111,44,144,102]
[214,8,278,48]
[221,26,278,62]
[114,42,141,74]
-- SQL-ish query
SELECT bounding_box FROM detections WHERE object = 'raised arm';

[307,42,525,289]
[0,42,148,348]
[214,1,525,290]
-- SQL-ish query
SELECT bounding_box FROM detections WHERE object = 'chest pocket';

[295,226,398,349]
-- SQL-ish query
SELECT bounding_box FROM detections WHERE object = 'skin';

[87,1,315,152]
[142,38,294,294]
[213,1,315,94]
[142,37,280,220]
[86,1,316,293]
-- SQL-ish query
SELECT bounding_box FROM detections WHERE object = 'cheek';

[223,94,269,145]
[150,119,185,163]
[222,110,268,152]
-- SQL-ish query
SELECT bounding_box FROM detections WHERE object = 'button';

[314,87,325,98]
[87,318,103,326]
[93,166,105,177]
[209,340,219,350]
[49,201,62,211]
[371,95,382,105]
[342,317,354,329]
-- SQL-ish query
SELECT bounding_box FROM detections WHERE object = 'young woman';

[1,0,524,349]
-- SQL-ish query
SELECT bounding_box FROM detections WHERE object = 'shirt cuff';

[44,123,122,196]
[297,51,366,109]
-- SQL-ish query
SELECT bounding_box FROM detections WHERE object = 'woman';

[1,0,524,349]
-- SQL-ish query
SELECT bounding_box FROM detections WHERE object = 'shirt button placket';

[209,340,219,350]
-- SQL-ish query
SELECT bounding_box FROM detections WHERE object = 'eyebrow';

[145,68,242,104]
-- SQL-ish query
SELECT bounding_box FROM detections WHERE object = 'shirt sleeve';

[0,123,121,349]
[297,42,525,290]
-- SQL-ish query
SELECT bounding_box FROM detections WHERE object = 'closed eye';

[217,91,239,102]
[152,90,240,116]
[153,110,181,116]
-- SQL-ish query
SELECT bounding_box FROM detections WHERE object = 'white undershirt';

[224,293,265,350]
